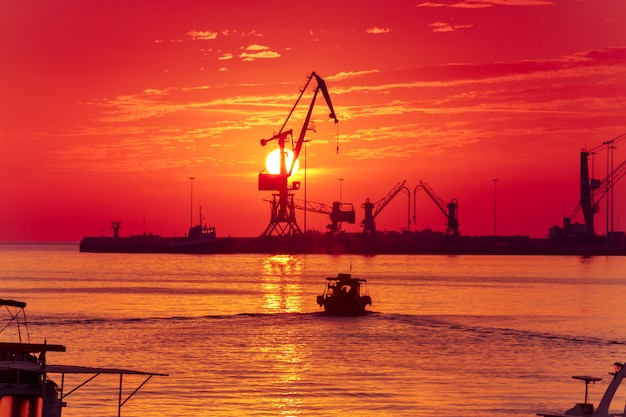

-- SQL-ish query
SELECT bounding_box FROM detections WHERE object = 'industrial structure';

[258,72,352,237]
[414,180,459,237]
[361,180,410,234]
[553,133,626,243]
[79,65,625,257]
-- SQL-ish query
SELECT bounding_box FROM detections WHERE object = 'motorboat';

[537,362,626,416]
[0,298,167,417]
[316,273,372,315]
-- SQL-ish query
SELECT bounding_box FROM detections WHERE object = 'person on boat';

[608,361,623,379]
[348,284,357,298]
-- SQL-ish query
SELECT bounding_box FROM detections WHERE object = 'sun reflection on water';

[266,341,305,416]
[261,255,304,313]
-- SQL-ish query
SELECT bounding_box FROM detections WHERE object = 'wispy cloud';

[187,30,218,40]
[50,47,625,174]
[82,47,626,128]
[429,22,473,32]
[366,27,391,34]
[418,0,553,8]
[239,44,280,61]
[328,70,380,81]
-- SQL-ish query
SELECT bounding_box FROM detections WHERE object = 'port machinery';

[414,180,460,237]
[360,180,459,237]
[258,72,355,237]
[557,133,626,242]
[361,180,410,234]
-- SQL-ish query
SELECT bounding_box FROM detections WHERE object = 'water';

[2,244,626,416]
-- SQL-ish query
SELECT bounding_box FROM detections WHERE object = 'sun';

[265,149,299,175]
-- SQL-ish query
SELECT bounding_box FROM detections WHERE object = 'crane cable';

[588,132,626,152]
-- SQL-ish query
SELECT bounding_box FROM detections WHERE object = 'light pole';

[338,178,344,203]
[610,144,615,234]
[492,179,499,237]
[188,177,195,228]
[601,140,614,239]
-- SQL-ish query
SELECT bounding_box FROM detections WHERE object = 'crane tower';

[258,72,338,237]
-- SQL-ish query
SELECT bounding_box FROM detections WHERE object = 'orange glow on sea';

[3,245,626,416]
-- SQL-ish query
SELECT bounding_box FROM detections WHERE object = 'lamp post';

[188,177,195,228]
[610,144,615,234]
[492,179,499,237]
[338,178,344,203]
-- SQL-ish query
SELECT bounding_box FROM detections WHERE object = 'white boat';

[538,362,626,417]
[0,298,167,417]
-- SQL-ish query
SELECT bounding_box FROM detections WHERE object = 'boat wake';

[380,313,626,347]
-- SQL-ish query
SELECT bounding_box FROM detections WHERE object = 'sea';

[2,243,626,417]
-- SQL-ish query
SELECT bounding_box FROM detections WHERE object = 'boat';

[0,298,167,416]
[316,273,372,315]
[537,362,626,417]
[80,207,223,254]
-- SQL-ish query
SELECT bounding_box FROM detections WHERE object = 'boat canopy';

[0,299,27,309]
[0,361,168,417]
[325,276,367,283]
[0,342,66,353]
[44,364,168,376]
[0,361,167,377]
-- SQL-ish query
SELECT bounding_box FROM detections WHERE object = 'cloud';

[187,30,218,40]
[328,70,380,81]
[66,46,626,175]
[244,44,271,51]
[429,22,474,32]
[418,0,553,8]
[218,53,233,61]
[238,44,281,61]
[366,27,391,34]
[239,50,281,61]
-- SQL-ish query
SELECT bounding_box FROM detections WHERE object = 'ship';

[79,208,229,254]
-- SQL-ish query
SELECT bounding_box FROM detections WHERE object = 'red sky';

[1,0,626,241]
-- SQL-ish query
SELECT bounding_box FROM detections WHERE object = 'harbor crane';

[571,152,626,235]
[361,180,410,234]
[414,180,459,236]
[569,133,626,237]
[258,72,338,237]
[261,196,356,233]
[295,199,356,232]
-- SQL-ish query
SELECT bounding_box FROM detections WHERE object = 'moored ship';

[80,209,222,254]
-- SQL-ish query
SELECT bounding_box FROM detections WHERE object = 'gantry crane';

[361,180,410,234]
[414,180,459,236]
[258,72,338,237]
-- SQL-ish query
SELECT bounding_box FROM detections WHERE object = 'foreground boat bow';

[0,298,167,417]
[538,361,626,417]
